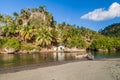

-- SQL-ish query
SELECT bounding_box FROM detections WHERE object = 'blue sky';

[0,0,120,31]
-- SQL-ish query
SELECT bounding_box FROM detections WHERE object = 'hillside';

[0,6,120,52]
[100,23,120,37]
[0,6,101,52]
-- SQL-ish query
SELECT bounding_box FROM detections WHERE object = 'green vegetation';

[20,43,41,50]
[93,23,120,51]
[0,38,8,48]
[0,6,120,52]
[100,23,120,37]
[90,37,118,51]
[4,38,21,49]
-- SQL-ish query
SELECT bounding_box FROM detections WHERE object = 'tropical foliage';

[36,27,53,47]
[90,36,120,51]
[4,38,21,49]
[0,6,120,52]
[100,23,120,37]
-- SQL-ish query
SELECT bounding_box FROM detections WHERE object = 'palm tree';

[13,12,22,26]
[38,6,46,21]
[2,15,17,37]
[38,5,46,13]
[0,14,5,26]
[20,9,31,26]
[45,13,55,28]
[36,27,53,47]
[4,15,13,26]
[0,14,3,22]
[51,28,59,46]
[20,26,33,42]
[31,8,35,13]
[13,12,19,19]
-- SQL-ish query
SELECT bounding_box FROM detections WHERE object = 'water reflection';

[58,52,65,61]
[1,54,14,61]
[1,51,120,67]
[0,52,86,67]
[93,52,120,59]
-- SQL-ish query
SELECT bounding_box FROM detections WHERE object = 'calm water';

[93,52,120,59]
[0,52,120,67]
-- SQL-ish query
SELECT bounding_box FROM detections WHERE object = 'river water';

[0,52,120,67]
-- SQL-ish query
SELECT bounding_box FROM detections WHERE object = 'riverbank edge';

[0,58,88,74]
[0,48,86,54]
[0,58,120,75]
[1,47,119,54]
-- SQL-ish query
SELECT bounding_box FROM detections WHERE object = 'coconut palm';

[37,6,46,22]
[4,15,13,26]
[2,15,17,37]
[13,12,23,26]
[0,14,3,22]
[20,9,31,26]
[51,28,59,45]
[20,26,33,42]
[0,14,5,26]
[31,8,35,12]
[36,27,53,47]
[38,5,46,13]
[13,12,19,19]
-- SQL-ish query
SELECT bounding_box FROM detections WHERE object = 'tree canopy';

[0,6,120,51]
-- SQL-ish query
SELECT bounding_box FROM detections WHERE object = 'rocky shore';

[0,47,86,54]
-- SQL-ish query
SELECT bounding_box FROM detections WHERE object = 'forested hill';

[0,6,120,52]
[100,23,120,37]
[0,6,101,50]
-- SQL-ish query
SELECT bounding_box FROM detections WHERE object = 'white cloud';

[81,2,120,21]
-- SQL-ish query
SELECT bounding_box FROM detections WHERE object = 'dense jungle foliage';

[0,6,120,51]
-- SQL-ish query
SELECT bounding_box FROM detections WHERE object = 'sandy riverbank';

[0,58,120,80]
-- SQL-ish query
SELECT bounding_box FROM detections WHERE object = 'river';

[0,52,120,67]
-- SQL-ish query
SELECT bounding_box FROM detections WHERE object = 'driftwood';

[4,48,16,54]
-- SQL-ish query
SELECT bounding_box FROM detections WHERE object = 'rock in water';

[87,53,94,60]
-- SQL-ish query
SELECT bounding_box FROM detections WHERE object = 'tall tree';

[20,9,31,26]
[20,26,33,42]
[36,27,53,47]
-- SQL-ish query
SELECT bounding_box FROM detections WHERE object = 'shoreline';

[0,48,86,54]
[0,58,120,74]
[0,58,88,74]
[0,58,120,80]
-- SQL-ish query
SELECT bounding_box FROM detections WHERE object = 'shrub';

[4,38,21,49]
[89,36,120,51]
[21,45,35,50]
[0,38,8,48]
[20,43,41,50]
[66,36,87,49]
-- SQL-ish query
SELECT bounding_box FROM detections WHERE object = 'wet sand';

[0,58,120,80]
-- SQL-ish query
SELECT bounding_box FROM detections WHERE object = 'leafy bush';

[66,36,87,49]
[4,38,21,49]
[0,38,8,48]
[36,46,41,50]
[21,43,41,50]
[21,45,35,50]
[90,36,120,51]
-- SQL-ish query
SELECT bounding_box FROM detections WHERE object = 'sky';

[0,0,120,31]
